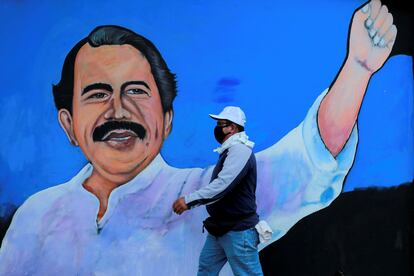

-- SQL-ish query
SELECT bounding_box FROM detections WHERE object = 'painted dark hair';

[52,25,177,114]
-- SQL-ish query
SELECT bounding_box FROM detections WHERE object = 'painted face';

[59,44,172,184]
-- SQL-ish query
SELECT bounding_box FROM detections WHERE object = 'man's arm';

[252,0,397,249]
[173,144,253,214]
[318,0,397,156]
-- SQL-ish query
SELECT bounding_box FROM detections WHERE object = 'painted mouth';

[93,121,147,142]
[102,130,138,141]
[102,130,140,151]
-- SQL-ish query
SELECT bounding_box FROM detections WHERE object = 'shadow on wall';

[0,203,16,247]
[260,183,414,276]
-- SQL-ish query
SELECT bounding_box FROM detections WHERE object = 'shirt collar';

[67,154,168,228]
[214,131,255,154]
[69,154,166,198]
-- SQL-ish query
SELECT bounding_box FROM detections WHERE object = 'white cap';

[209,106,246,127]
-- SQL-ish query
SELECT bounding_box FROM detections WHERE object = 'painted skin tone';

[173,0,397,215]
[58,44,172,219]
[318,0,397,156]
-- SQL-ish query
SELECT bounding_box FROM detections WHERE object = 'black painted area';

[260,183,414,276]
[0,203,17,248]
[383,0,413,58]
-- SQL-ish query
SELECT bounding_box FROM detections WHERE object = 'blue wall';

[0,0,412,206]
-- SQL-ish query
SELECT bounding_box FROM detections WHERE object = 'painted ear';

[163,110,173,139]
[58,109,79,146]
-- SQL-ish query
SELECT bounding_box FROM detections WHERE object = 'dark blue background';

[0,0,412,208]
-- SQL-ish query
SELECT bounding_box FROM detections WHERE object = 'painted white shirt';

[0,90,358,275]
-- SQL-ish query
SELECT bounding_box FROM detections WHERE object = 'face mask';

[214,125,229,144]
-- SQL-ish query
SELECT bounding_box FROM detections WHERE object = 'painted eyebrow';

[121,81,151,92]
[82,83,113,96]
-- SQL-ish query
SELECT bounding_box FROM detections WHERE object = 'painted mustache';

[93,121,146,142]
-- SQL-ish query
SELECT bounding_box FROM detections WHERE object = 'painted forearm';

[318,0,396,157]
[318,58,371,157]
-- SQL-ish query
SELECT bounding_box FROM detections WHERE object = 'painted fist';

[348,0,397,73]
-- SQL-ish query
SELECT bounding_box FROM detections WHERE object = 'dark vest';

[206,148,259,231]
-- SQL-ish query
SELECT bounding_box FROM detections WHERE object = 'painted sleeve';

[0,198,41,275]
[255,88,358,250]
[184,144,253,208]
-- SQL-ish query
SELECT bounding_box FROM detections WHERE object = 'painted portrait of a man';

[0,0,412,275]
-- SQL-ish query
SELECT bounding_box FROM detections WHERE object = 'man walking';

[173,106,263,275]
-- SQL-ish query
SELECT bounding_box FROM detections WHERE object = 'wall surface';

[0,0,412,275]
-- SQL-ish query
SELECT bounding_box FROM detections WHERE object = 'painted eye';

[89,92,108,99]
[126,88,149,95]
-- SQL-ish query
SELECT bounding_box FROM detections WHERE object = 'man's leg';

[197,233,227,276]
[219,229,263,276]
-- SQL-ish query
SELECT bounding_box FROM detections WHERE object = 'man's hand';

[172,197,189,215]
[348,0,397,73]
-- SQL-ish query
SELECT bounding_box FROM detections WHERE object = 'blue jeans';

[197,228,263,276]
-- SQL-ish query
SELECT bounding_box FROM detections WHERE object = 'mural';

[0,0,412,275]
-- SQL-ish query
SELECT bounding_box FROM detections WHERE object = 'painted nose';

[104,95,131,120]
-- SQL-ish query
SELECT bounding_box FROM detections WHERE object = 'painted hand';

[347,0,397,73]
[172,197,189,215]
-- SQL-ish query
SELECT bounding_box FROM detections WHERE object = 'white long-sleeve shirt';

[0,89,358,275]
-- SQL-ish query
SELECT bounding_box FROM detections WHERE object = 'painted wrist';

[346,57,374,76]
